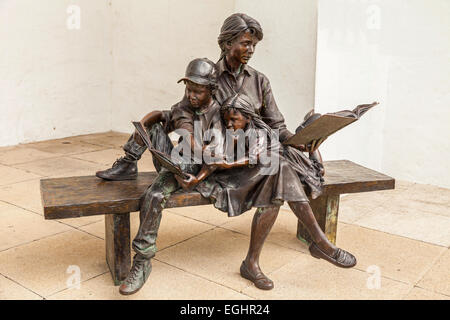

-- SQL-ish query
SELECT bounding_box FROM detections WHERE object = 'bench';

[40,160,394,285]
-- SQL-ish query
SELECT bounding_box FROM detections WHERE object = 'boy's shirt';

[160,96,224,157]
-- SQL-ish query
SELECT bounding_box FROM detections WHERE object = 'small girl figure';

[176,94,356,290]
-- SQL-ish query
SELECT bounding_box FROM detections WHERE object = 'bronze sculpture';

[107,57,221,295]
[96,13,356,295]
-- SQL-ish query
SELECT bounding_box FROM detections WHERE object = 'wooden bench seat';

[40,160,394,285]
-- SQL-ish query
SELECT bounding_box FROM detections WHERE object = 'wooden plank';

[322,160,395,195]
[41,160,394,219]
[296,195,340,245]
[105,213,131,285]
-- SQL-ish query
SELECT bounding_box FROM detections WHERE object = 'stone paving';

[0,132,448,300]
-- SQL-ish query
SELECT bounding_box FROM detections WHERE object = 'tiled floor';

[0,131,449,300]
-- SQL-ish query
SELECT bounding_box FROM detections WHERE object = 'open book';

[283,102,379,146]
[132,121,189,179]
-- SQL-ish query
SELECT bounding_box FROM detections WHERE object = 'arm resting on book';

[141,110,163,127]
[133,111,164,145]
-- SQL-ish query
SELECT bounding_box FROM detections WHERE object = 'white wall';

[234,0,318,132]
[110,0,235,134]
[109,0,317,134]
[315,0,450,188]
[0,0,316,145]
[1,0,316,143]
[0,0,112,146]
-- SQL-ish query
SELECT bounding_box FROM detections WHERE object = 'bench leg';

[105,213,131,286]
[296,195,340,245]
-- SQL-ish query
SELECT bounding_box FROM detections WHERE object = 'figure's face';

[223,108,250,131]
[185,81,212,109]
[227,31,258,65]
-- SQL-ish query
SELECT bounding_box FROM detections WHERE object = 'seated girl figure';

[176,94,357,290]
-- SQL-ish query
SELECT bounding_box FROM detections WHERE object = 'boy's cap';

[177,58,217,86]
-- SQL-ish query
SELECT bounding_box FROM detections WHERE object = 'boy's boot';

[119,254,152,295]
[96,134,146,181]
[95,155,138,180]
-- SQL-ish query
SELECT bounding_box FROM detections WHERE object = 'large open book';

[132,121,189,179]
[283,102,379,146]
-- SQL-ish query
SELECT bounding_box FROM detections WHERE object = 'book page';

[284,114,356,146]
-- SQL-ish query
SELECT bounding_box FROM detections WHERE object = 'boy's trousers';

[123,124,198,259]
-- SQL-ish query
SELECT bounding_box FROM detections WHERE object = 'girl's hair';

[220,94,272,134]
[217,13,264,61]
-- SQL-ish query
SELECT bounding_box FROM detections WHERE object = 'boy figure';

[96,58,221,295]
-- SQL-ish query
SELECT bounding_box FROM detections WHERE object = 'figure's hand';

[210,159,237,169]
[294,138,325,153]
[290,144,307,152]
[175,173,199,191]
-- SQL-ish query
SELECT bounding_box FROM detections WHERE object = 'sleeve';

[167,97,194,134]
[260,76,294,143]
[160,110,172,133]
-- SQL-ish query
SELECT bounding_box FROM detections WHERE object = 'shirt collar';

[217,58,251,77]
[191,98,216,116]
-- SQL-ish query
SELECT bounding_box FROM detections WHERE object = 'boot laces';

[112,157,126,168]
[125,257,145,284]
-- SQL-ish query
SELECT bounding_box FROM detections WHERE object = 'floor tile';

[355,205,450,246]
[220,208,311,254]
[156,228,300,292]
[241,254,412,300]
[137,152,157,172]
[0,164,42,186]
[57,215,104,228]
[403,287,449,300]
[336,224,446,284]
[166,205,231,227]
[69,149,125,166]
[0,146,57,166]
[340,190,396,205]
[80,210,216,252]
[0,230,108,297]
[48,260,252,300]
[70,148,157,174]
[416,249,450,296]
[71,131,131,149]
[0,145,18,153]
[384,194,450,218]
[12,157,105,178]
[338,200,378,224]
[0,274,42,300]
[339,192,393,224]
[337,180,416,223]
[393,180,417,191]
[0,202,72,252]
[392,184,450,218]
[0,179,44,214]
[25,139,106,156]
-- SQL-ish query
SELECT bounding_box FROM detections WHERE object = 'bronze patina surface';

[41,160,394,285]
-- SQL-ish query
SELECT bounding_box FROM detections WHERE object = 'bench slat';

[41,160,394,219]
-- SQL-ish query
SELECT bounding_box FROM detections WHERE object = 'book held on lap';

[132,121,189,179]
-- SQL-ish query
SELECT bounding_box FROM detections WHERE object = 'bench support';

[296,195,340,245]
[105,213,131,286]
